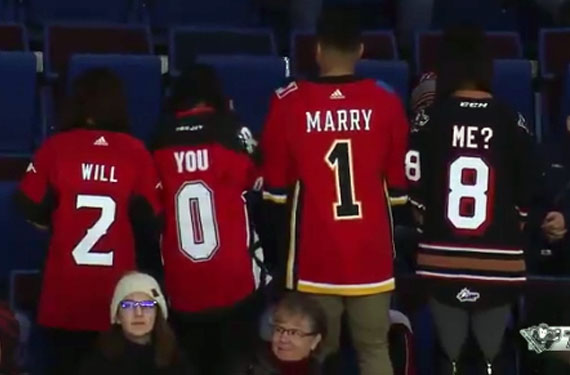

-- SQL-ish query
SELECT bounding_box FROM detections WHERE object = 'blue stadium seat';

[539,28,570,79]
[67,54,163,142]
[169,27,276,77]
[0,52,38,154]
[356,60,410,107]
[492,59,534,131]
[196,55,287,135]
[415,31,523,74]
[146,0,254,28]
[0,182,47,278]
[24,0,136,25]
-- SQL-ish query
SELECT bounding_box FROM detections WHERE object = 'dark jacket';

[77,339,193,375]
[240,346,325,375]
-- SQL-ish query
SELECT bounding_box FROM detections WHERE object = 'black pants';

[171,292,265,375]
[429,298,512,375]
[44,328,98,375]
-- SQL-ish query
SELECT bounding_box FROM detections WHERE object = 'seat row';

[0,52,534,155]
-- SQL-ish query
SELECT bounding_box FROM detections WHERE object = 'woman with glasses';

[241,292,335,375]
[77,272,193,375]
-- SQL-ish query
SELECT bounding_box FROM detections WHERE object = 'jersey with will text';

[16,129,161,331]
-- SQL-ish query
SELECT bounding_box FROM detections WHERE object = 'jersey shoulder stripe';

[275,81,299,99]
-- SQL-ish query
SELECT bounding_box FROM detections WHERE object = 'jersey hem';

[295,278,395,296]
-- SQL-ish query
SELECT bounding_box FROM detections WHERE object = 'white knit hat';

[110,272,168,324]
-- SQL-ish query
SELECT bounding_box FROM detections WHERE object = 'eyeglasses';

[120,300,157,310]
[272,324,317,338]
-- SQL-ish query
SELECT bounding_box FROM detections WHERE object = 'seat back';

[492,59,534,131]
[170,27,276,76]
[196,55,287,134]
[356,60,410,107]
[292,31,398,78]
[67,54,162,141]
[540,28,570,79]
[0,24,27,51]
[45,24,152,79]
[416,31,522,74]
[26,0,134,24]
[148,0,252,28]
[0,52,37,154]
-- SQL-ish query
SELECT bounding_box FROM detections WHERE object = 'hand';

[542,211,567,243]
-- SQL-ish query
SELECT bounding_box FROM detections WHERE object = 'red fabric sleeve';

[386,94,410,200]
[135,148,162,216]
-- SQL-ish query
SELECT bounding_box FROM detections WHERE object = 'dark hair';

[60,68,130,132]
[316,8,362,53]
[436,25,493,98]
[169,64,227,112]
[97,309,180,368]
[274,292,327,341]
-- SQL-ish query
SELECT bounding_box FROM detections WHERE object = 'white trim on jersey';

[419,243,523,255]
[298,278,395,290]
[417,270,526,282]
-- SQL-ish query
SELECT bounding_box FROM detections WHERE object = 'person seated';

[77,272,193,375]
[242,292,333,375]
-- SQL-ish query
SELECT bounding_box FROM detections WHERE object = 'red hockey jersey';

[153,108,264,313]
[261,77,409,296]
[17,129,161,331]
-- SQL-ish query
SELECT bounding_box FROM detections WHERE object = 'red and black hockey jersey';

[16,129,161,331]
[261,77,409,296]
[153,107,265,313]
[407,96,531,287]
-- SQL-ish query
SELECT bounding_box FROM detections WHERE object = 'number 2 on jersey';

[326,140,362,220]
[72,195,116,266]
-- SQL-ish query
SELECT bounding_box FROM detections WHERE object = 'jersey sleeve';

[130,147,163,279]
[406,107,432,212]
[512,112,533,222]
[261,93,293,204]
[386,94,410,206]
[15,141,54,226]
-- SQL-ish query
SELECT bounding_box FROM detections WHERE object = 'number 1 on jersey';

[326,140,362,220]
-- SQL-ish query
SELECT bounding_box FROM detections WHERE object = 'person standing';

[261,9,409,375]
[152,64,267,375]
[13,69,162,375]
[406,26,532,374]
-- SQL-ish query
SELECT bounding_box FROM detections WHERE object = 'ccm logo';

[460,102,488,108]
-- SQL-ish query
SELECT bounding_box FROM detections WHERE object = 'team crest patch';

[456,287,480,303]
[413,108,430,129]
[275,81,298,99]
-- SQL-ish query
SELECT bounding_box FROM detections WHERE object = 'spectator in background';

[77,272,192,375]
[0,303,21,375]
[13,69,162,375]
[240,293,328,375]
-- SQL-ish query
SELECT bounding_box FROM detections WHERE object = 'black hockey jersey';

[407,96,532,288]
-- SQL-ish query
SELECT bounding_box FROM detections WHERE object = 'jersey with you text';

[16,129,161,331]
[407,97,532,303]
[153,108,265,313]
[262,77,409,296]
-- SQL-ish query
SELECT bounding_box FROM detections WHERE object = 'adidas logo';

[330,89,345,100]
[26,162,37,174]
[94,136,108,146]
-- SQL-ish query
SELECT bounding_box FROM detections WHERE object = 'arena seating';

[355,60,410,107]
[493,59,534,131]
[44,24,153,81]
[415,31,523,74]
[197,55,288,134]
[67,54,163,141]
[144,0,255,28]
[0,52,39,154]
[169,27,276,77]
[24,0,137,25]
[291,31,398,78]
[0,23,27,50]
